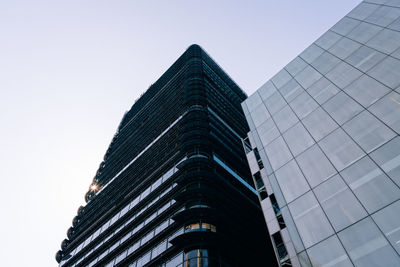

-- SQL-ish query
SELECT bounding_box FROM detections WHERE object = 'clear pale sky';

[0,1,361,266]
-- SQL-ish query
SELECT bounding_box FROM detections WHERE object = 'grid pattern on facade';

[243,1,400,266]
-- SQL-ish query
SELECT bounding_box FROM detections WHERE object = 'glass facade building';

[56,45,277,267]
[242,1,400,266]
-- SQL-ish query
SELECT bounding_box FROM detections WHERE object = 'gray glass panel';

[298,251,312,267]
[302,107,338,142]
[257,118,280,147]
[250,103,270,128]
[393,46,400,60]
[368,56,400,89]
[323,92,363,126]
[279,78,304,102]
[295,65,322,89]
[307,77,340,105]
[296,144,336,188]
[370,136,400,187]
[246,92,262,112]
[331,17,360,36]
[367,28,400,54]
[283,122,315,157]
[368,92,400,134]
[338,217,400,267]
[365,5,400,27]
[342,110,396,153]
[268,173,287,207]
[275,159,310,203]
[341,156,400,213]
[314,174,367,232]
[307,235,353,267]
[348,2,380,20]
[273,105,299,133]
[281,206,305,253]
[289,191,334,248]
[315,31,341,50]
[347,21,382,44]
[372,200,400,254]
[264,91,287,115]
[310,51,340,75]
[272,69,292,89]
[346,46,385,72]
[265,136,293,171]
[319,128,365,171]
[258,80,277,101]
[326,61,362,89]
[300,44,324,63]
[289,91,318,120]
[389,16,400,31]
[344,74,391,108]
[285,57,308,76]
[241,102,249,116]
[329,37,361,60]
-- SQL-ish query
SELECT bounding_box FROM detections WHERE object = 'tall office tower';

[56,44,277,267]
[242,1,400,267]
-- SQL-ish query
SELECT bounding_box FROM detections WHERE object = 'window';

[184,222,216,233]
[185,249,209,267]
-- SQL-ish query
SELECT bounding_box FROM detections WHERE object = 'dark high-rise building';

[56,44,277,267]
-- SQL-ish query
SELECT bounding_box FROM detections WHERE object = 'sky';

[0,0,361,266]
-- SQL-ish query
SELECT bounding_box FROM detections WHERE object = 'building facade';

[242,1,400,266]
[56,45,277,267]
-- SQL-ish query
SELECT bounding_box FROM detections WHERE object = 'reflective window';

[344,74,391,108]
[307,235,353,267]
[285,57,307,76]
[347,21,382,44]
[281,206,305,253]
[307,77,340,105]
[246,92,262,112]
[282,122,314,157]
[296,144,336,188]
[275,159,310,203]
[294,65,322,89]
[367,28,400,54]
[368,92,400,134]
[271,69,292,89]
[289,191,334,248]
[263,91,287,115]
[326,61,362,89]
[343,110,395,153]
[338,217,400,267]
[290,91,318,120]
[315,31,341,50]
[300,44,324,63]
[250,103,270,128]
[310,51,340,75]
[364,5,400,27]
[372,200,400,254]
[323,92,363,126]
[279,79,304,102]
[258,80,277,101]
[331,16,360,36]
[370,136,400,187]
[268,173,287,207]
[319,128,364,171]
[346,46,385,72]
[314,174,367,231]
[302,107,338,142]
[347,2,379,20]
[257,118,280,147]
[340,156,400,213]
[265,137,293,171]
[329,37,361,60]
[273,105,299,133]
[367,56,400,89]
